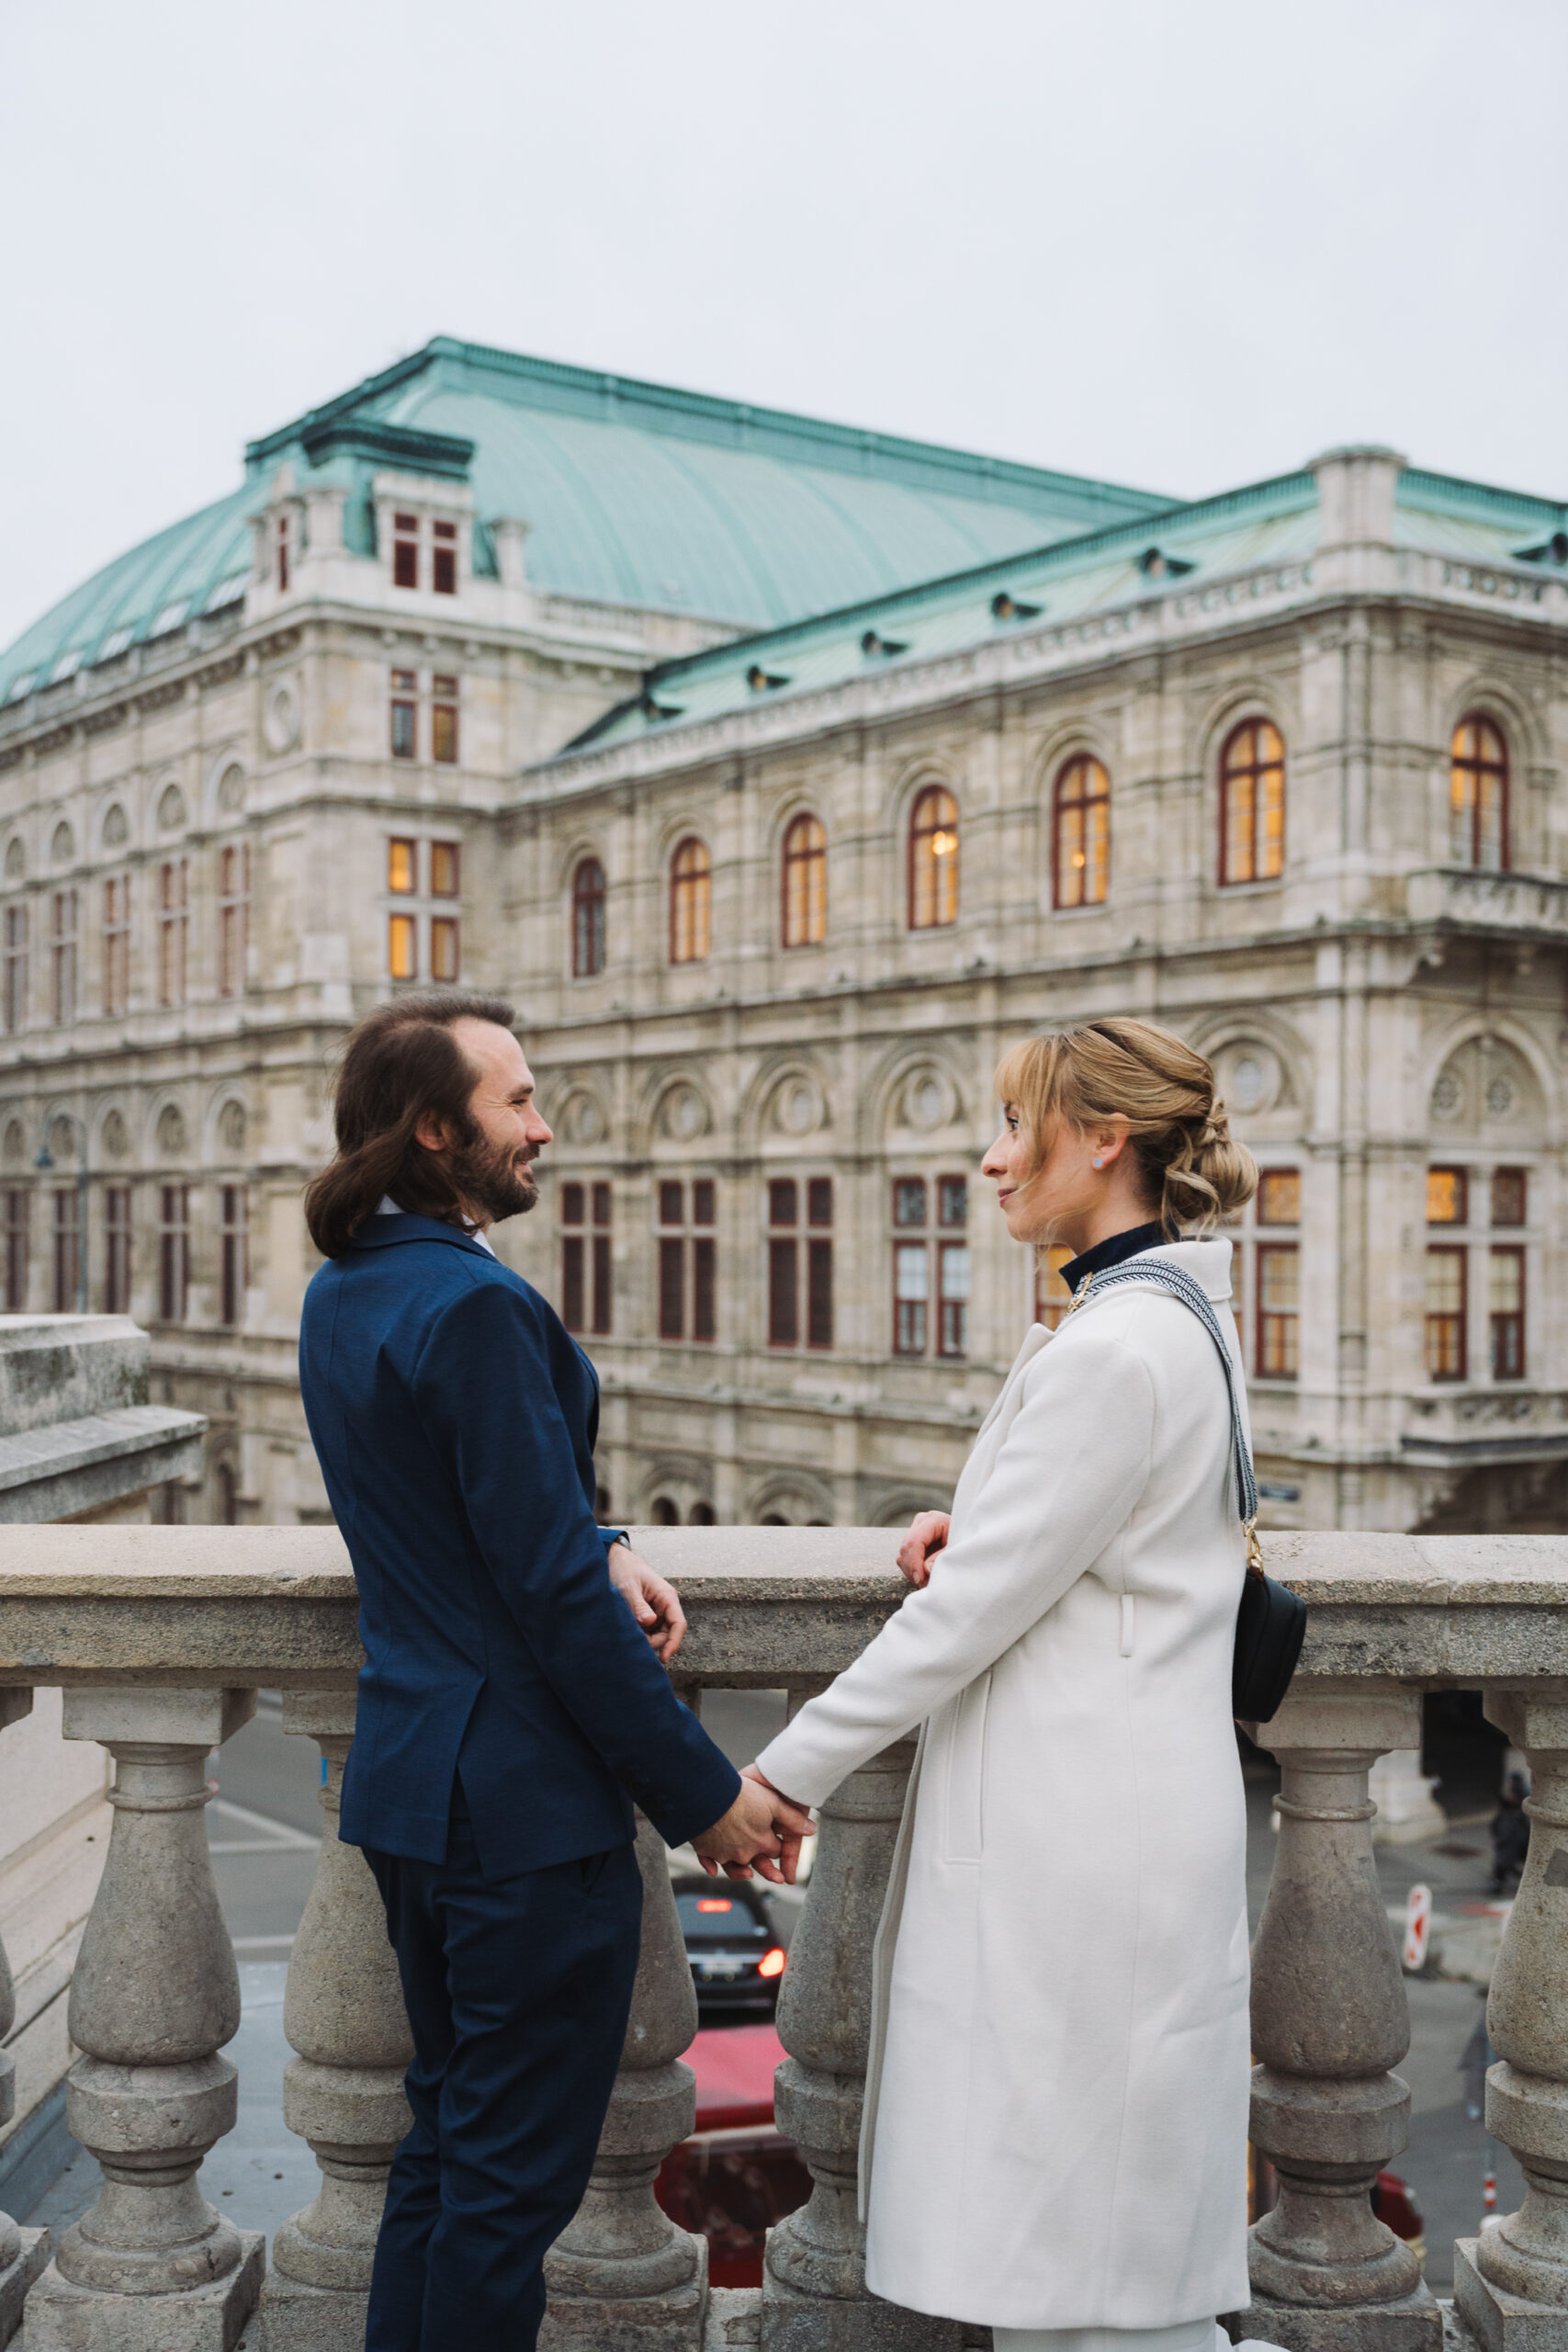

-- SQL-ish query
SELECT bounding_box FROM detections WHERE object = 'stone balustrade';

[0,1525,1562,2350]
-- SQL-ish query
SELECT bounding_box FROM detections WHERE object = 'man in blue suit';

[299,993,810,2351]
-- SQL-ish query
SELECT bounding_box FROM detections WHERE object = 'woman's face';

[981,1102,1129,1250]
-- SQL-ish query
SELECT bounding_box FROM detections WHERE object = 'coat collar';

[345,1210,497,1261]
[1077,1234,1235,1302]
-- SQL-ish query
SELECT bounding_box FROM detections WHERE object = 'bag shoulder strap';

[1066,1260,1262,1572]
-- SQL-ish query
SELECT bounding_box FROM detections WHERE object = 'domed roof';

[1,337,1170,706]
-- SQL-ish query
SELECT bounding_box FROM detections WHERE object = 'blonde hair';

[993,1017,1257,1237]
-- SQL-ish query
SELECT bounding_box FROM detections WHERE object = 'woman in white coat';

[748,1019,1268,2352]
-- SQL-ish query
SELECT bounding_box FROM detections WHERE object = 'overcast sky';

[2,0,1563,651]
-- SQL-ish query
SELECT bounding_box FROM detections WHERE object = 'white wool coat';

[754,1238,1253,2335]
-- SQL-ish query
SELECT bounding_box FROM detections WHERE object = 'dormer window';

[861,628,909,659]
[433,522,457,595]
[393,515,419,590]
[1136,547,1195,580]
[1517,529,1568,566]
[747,663,789,692]
[990,591,1041,621]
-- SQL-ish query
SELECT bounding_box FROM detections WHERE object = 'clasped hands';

[607,1540,815,1883]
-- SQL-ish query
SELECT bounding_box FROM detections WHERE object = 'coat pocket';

[942,1670,991,1863]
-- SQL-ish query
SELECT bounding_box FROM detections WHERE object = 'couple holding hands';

[300,997,1266,2352]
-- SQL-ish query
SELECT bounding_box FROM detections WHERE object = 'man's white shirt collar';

[376,1196,496,1258]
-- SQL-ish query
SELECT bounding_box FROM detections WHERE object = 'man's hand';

[896,1510,950,1589]
[693,1770,815,1885]
[606,1543,687,1662]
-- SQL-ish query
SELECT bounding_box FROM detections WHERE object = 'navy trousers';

[363,1804,643,2351]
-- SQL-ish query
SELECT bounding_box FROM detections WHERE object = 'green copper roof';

[0,337,1172,707]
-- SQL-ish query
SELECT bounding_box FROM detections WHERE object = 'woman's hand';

[896,1512,951,1589]
[606,1542,687,1661]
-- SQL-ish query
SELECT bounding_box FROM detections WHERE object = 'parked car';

[655,2023,810,2289]
[673,1876,787,2018]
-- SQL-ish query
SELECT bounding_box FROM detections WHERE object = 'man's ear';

[413,1114,450,1155]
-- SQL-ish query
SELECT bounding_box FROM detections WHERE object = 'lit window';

[1035,1243,1074,1329]
[430,841,459,898]
[103,876,130,1017]
[219,845,249,1000]
[388,914,417,980]
[782,813,827,948]
[908,786,959,929]
[1492,1168,1528,1227]
[1427,1167,1468,1226]
[1256,1243,1299,1376]
[1054,757,1111,910]
[1490,1246,1525,1379]
[572,857,606,978]
[1257,1169,1301,1227]
[159,1184,190,1325]
[157,861,187,1008]
[432,676,458,764]
[670,837,711,965]
[430,918,459,983]
[1450,717,1508,871]
[104,1185,130,1314]
[433,522,457,596]
[1219,720,1286,886]
[389,839,417,895]
[221,1186,248,1329]
[393,515,419,591]
[390,673,417,761]
[1426,1246,1467,1379]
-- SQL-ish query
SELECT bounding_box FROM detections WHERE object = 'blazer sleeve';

[412,1277,740,1847]
[753,1322,1157,1808]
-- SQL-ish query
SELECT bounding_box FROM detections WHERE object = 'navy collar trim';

[346,1210,495,1259]
[1060,1219,1168,1297]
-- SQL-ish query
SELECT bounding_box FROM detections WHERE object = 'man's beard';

[450,1127,539,1226]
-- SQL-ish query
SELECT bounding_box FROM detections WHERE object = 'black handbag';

[1066,1261,1307,1724]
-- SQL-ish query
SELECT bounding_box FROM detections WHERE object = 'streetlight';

[34,1116,88,1315]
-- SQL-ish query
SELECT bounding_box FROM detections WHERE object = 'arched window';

[1219,720,1286,886]
[571,856,606,977]
[1053,756,1111,909]
[781,813,827,947]
[1450,716,1508,870]
[908,785,959,930]
[669,836,711,964]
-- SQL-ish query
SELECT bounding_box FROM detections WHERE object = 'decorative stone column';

[0,1689,51,2343]
[1233,1689,1440,2352]
[1455,1695,1568,2351]
[761,1728,960,2352]
[28,1686,265,2352]
[258,1690,413,2352]
[540,1810,707,2347]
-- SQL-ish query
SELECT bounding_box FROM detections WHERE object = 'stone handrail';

[0,1525,1560,2350]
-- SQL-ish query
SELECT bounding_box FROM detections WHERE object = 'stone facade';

[2,364,1567,1535]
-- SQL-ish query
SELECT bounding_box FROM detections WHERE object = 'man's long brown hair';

[304,993,518,1259]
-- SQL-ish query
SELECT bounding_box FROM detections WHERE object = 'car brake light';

[696,1899,733,1913]
[758,1947,785,1979]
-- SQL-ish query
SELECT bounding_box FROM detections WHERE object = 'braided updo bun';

[993,1017,1257,1236]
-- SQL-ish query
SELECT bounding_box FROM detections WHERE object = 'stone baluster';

[28,1686,265,2352]
[1455,1695,1568,2351]
[1235,1689,1439,2352]
[762,1727,960,2352]
[258,1690,413,2351]
[0,1690,51,2343]
[541,1809,707,2347]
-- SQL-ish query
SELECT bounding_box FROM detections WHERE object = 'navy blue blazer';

[299,1213,740,1877]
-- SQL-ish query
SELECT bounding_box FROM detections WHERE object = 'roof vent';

[861,628,909,658]
[1136,547,1194,580]
[991,591,1042,622]
[95,628,135,664]
[148,600,190,639]
[6,673,35,705]
[1516,530,1568,566]
[48,651,83,686]
[746,663,789,692]
[640,692,684,723]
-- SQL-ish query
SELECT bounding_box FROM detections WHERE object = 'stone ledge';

[0,1408,208,1526]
